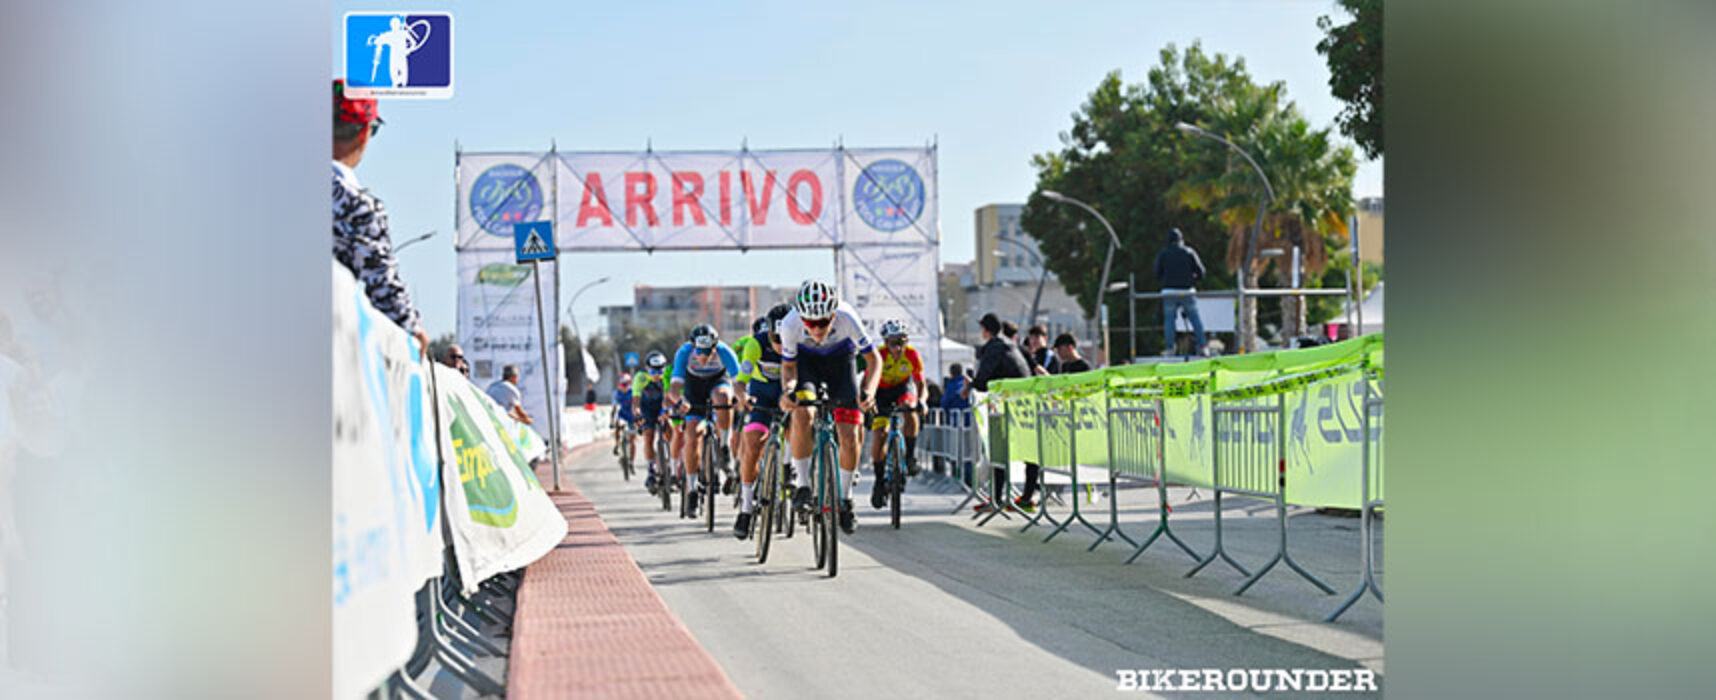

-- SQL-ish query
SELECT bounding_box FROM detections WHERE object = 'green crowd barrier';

[987,334,1384,510]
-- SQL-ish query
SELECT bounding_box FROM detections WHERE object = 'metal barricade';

[1188,392,1335,596]
[1327,375,1384,621]
[1019,403,1069,537]
[1036,396,1118,545]
[974,401,1020,524]
[1105,392,1201,562]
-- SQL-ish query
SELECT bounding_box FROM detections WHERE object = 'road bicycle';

[752,407,793,563]
[875,404,910,530]
[792,382,841,578]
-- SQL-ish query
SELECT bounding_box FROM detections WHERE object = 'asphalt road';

[565,442,1383,699]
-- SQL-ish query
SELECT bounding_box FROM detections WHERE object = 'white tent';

[938,336,976,376]
[1337,282,1384,336]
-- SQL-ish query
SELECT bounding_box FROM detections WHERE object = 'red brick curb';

[509,443,743,699]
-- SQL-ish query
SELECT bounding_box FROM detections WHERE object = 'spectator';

[968,312,1030,512]
[486,364,533,425]
[332,79,429,357]
[1024,324,1054,375]
[438,343,470,377]
[941,363,970,413]
[1154,227,1206,356]
[1015,333,1095,509]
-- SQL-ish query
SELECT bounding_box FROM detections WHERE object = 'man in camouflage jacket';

[332,79,428,353]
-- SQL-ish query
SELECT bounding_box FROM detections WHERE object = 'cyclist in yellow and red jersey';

[866,319,926,510]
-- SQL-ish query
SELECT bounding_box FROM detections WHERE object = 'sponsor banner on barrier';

[456,248,564,444]
[434,362,569,593]
[332,263,443,699]
[990,335,1383,509]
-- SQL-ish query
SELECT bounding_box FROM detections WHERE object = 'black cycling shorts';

[791,351,859,410]
[681,372,732,421]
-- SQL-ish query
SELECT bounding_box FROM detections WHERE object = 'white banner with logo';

[840,243,941,377]
[434,362,569,591]
[456,249,563,444]
[332,263,445,699]
[335,262,567,697]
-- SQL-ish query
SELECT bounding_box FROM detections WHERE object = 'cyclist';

[866,319,926,509]
[633,352,671,494]
[780,279,882,535]
[667,324,743,519]
[610,373,634,455]
[731,304,792,539]
[727,316,767,471]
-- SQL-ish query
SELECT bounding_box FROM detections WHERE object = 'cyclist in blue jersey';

[667,324,744,518]
[610,373,635,454]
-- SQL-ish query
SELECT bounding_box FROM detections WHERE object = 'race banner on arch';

[456,143,942,385]
[456,146,936,251]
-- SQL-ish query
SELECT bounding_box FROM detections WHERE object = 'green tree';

[1024,43,1320,356]
[428,331,457,364]
[1172,88,1358,345]
[1317,0,1383,159]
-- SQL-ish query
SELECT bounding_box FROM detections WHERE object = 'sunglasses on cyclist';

[802,316,832,330]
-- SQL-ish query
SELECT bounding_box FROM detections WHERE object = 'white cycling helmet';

[645,351,668,370]
[880,319,908,340]
[794,279,838,320]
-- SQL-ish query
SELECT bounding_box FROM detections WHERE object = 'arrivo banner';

[454,145,943,379]
[455,147,938,250]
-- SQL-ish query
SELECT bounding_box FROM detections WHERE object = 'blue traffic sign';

[513,221,557,262]
[624,351,640,368]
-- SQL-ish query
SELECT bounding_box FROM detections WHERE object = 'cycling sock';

[740,482,755,513]
[905,436,917,459]
[688,471,699,492]
[873,459,886,477]
[793,457,811,488]
[838,468,855,499]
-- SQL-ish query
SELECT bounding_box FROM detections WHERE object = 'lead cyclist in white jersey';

[778,279,882,535]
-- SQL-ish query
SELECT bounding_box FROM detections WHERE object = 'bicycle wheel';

[889,432,905,529]
[703,427,718,533]
[621,434,634,480]
[779,434,795,540]
[810,438,828,570]
[755,438,778,563]
[657,435,672,511]
[822,436,840,578]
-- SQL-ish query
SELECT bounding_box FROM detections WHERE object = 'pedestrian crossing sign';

[513,221,557,262]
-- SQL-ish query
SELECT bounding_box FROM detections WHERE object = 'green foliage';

[1022,42,1358,355]
[428,331,457,362]
[1309,258,1383,325]
[1317,0,1383,159]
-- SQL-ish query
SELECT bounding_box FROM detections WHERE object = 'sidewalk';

[508,447,740,699]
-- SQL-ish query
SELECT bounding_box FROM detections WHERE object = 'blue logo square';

[344,12,452,98]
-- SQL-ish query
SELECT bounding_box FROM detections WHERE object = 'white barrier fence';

[333,263,569,699]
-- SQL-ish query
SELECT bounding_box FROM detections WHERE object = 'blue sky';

[333,1,1382,338]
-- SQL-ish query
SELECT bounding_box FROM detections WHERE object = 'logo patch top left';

[344,12,453,99]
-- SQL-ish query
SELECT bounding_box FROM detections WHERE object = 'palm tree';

[1171,89,1357,349]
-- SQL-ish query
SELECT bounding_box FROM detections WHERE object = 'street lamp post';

[1176,122,1275,353]
[563,276,611,404]
[394,230,437,252]
[994,237,1052,329]
[1041,191,1123,366]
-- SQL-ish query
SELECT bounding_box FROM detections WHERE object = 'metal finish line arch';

[454,143,944,423]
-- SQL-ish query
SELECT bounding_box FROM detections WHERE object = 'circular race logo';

[852,159,924,232]
[470,164,544,236]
